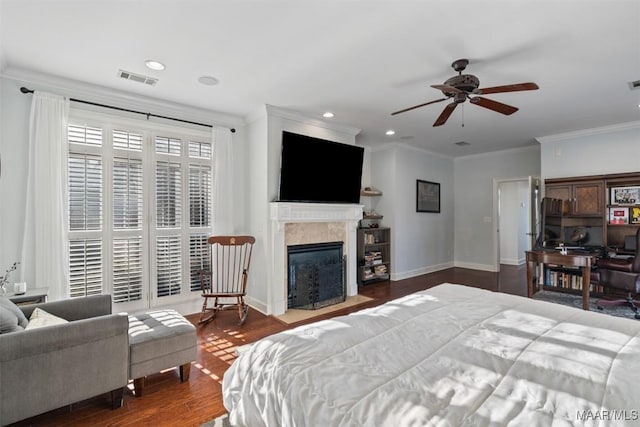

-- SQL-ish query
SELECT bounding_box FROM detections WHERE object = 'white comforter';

[223,284,640,426]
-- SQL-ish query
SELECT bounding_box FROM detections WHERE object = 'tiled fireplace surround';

[269,202,363,315]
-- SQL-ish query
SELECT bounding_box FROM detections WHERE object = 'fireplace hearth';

[287,242,345,310]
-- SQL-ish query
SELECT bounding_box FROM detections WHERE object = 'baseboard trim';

[454,261,496,272]
[391,262,454,281]
[245,295,267,315]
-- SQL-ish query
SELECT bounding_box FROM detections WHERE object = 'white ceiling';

[1,0,639,157]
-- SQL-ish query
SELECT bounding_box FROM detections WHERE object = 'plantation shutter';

[189,234,210,291]
[113,238,143,302]
[113,157,143,229]
[68,124,104,298]
[68,239,102,297]
[67,113,214,309]
[111,129,145,303]
[156,235,182,296]
[188,143,212,292]
[156,161,182,228]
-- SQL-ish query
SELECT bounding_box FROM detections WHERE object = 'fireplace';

[269,202,363,315]
[287,242,345,310]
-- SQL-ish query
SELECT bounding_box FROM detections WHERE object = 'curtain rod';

[19,86,236,133]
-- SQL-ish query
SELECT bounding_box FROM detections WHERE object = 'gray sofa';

[0,295,129,426]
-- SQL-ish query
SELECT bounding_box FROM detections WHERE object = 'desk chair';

[595,228,640,319]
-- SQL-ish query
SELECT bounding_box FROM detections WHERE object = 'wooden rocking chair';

[199,235,255,325]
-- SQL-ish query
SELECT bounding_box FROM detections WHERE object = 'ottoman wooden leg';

[133,377,145,397]
[179,363,191,382]
[111,387,124,409]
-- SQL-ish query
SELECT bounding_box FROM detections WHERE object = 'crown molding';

[454,143,539,162]
[1,66,245,129]
[535,121,640,144]
[264,104,361,137]
[370,141,454,160]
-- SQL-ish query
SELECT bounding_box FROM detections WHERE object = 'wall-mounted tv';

[278,131,364,204]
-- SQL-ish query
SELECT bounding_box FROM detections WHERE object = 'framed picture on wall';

[611,186,640,205]
[416,180,440,213]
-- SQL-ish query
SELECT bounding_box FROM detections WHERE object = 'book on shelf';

[373,265,387,275]
[609,207,629,224]
[363,251,383,267]
[632,207,640,224]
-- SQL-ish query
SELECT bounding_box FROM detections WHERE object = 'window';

[67,112,213,310]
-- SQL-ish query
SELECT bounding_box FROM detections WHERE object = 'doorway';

[493,176,540,274]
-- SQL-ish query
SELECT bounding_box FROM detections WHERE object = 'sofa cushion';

[25,307,69,330]
[0,295,29,333]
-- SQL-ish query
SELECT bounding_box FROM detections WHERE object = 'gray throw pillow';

[0,296,29,333]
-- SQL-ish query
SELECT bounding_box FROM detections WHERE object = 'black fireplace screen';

[287,241,346,310]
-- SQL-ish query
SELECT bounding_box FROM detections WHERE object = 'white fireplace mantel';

[269,202,364,315]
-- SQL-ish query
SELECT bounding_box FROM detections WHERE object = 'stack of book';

[374,264,387,277]
[364,251,382,266]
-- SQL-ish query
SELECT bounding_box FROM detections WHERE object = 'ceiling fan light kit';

[392,58,539,127]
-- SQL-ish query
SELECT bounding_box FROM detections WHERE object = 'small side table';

[6,287,49,305]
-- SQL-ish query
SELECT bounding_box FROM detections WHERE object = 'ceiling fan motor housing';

[444,74,480,93]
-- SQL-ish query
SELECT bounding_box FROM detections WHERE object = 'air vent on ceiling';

[455,141,471,146]
[118,69,158,86]
[629,80,640,90]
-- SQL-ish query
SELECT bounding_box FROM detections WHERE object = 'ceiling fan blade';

[433,102,458,127]
[391,98,447,115]
[431,84,463,94]
[470,96,519,115]
[474,82,539,95]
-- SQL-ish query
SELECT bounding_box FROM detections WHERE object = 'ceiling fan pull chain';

[461,104,465,128]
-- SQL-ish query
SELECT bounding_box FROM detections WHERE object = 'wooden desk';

[526,250,594,310]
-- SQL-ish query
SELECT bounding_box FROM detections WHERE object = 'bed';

[222,283,640,426]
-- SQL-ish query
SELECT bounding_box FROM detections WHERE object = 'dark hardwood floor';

[12,266,526,427]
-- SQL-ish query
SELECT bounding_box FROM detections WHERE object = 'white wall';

[370,143,455,280]
[517,180,530,258]
[454,146,540,271]
[538,122,640,179]
[244,110,269,313]
[0,78,33,275]
[243,105,361,314]
[499,181,519,265]
[498,180,529,265]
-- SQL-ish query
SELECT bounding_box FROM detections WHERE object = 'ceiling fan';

[391,59,539,126]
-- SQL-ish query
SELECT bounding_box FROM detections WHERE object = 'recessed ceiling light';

[198,75,219,86]
[385,130,396,136]
[145,60,165,71]
[323,112,335,118]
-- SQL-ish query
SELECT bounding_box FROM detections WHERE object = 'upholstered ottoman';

[128,309,197,396]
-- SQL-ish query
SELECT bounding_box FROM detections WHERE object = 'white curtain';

[213,127,235,235]
[21,92,70,301]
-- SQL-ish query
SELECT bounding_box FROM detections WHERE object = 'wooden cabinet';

[357,227,391,285]
[545,180,603,216]
[604,175,640,248]
[544,172,640,249]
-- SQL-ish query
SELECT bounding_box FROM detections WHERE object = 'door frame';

[492,176,540,272]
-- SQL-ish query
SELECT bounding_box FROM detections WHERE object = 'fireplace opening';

[287,241,346,310]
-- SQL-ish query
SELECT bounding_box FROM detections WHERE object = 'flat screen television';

[278,131,364,204]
